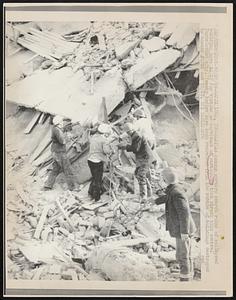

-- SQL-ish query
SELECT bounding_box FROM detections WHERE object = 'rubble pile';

[6,156,200,281]
[6,21,200,281]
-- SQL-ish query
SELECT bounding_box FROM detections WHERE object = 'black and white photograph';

[6,20,201,283]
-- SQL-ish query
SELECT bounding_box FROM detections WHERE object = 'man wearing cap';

[155,167,196,281]
[87,123,112,201]
[118,123,154,202]
[44,116,76,191]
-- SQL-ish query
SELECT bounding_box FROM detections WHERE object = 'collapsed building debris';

[6,21,200,281]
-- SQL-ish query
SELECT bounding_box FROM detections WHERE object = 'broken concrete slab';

[124,49,181,90]
[140,37,166,52]
[166,24,199,49]
[19,241,68,264]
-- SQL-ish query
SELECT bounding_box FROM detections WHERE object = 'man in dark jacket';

[44,116,75,191]
[155,167,196,281]
[118,123,155,202]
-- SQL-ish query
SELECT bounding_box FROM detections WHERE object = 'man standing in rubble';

[87,123,112,201]
[44,116,76,191]
[118,123,155,202]
[155,167,196,281]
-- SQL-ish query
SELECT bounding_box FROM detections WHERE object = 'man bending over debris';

[133,108,156,149]
[155,167,196,281]
[87,123,112,201]
[44,116,76,191]
[118,123,156,202]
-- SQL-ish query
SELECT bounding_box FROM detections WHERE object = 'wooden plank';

[22,35,67,56]
[30,28,69,45]
[32,150,52,167]
[81,200,109,211]
[97,34,106,51]
[17,38,58,61]
[55,198,76,231]
[22,36,64,58]
[33,205,51,239]
[30,129,52,162]
[30,28,75,52]
[24,111,42,134]
[38,113,45,124]
[101,237,157,248]
[17,39,58,61]
[26,33,72,55]
[111,191,127,215]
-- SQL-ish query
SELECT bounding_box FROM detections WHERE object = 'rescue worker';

[87,123,112,201]
[44,115,76,191]
[118,123,155,202]
[155,167,196,281]
[133,108,156,149]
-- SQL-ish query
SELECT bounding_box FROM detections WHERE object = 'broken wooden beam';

[24,111,42,134]
[97,33,106,51]
[102,237,157,248]
[34,205,51,239]
[111,191,127,215]
[30,131,52,163]
[17,38,59,61]
[55,198,76,231]
[81,200,109,211]
[37,113,45,124]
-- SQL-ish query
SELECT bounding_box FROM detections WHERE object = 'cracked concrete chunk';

[141,37,166,52]
[124,49,181,90]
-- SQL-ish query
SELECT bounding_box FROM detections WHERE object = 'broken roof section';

[6,67,127,125]
[6,22,199,123]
